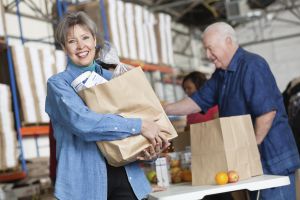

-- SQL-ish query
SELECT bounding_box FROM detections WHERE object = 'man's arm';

[255,110,276,144]
[164,97,201,115]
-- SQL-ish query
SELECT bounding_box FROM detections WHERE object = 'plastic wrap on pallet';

[165,83,176,103]
[11,45,66,124]
[28,47,49,122]
[22,138,38,159]
[55,50,66,73]
[11,45,38,123]
[66,0,174,66]
[37,136,50,157]
[149,13,159,64]
[23,136,51,159]
[0,84,18,170]
[143,8,152,63]
[175,84,186,101]
[117,0,129,58]
[0,4,4,36]
[158,13,168,65]
[154,82,164,101]
[125,2,138,60]
[155,13,174,66]
[165,15,174,66]
[107,0,121,57]
[40,48,57,82]
[134,4,146,61]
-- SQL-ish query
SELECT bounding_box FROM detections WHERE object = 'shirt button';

[114,127,118,130]
[129,176,132,180]
[132,128,136,132]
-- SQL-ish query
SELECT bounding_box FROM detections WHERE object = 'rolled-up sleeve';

[45,77,141,142]
[243,59,278,117]
[191,72,219,113]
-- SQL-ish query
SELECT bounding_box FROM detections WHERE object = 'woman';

[182,71,218,125]
[46,11,168,200]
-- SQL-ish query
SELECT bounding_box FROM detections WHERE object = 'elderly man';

[165,22,300,199]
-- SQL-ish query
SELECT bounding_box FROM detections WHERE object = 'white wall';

[236,9,300,91]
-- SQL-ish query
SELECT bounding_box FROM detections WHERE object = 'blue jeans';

[249,173,296,200]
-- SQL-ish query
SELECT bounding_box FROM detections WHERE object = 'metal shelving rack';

[0,0,54,182]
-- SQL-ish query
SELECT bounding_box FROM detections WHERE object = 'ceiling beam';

[150,0,201,11]
[175,0,203,21]
[131,0,153,6]
[241,32,300,47]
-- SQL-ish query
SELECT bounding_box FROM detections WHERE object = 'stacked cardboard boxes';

[11,45,66,124]
[0,84,18,170]
[68,0,174,66]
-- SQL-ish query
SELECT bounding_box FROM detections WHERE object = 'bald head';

[202,22,239,70]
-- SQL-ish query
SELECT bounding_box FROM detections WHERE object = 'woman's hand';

[137,140,170,161]
[137,145,158,161]
[141,120,170,148]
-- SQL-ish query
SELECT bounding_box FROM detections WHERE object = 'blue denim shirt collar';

[226,47,243,72]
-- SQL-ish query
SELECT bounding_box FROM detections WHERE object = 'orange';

[215,171,229,185]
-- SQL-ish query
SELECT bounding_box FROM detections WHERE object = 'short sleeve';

[191,72,219,113]
[243,59,278,117]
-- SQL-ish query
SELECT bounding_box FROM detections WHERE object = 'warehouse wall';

[171,22,217,81]
[236,9,300,91]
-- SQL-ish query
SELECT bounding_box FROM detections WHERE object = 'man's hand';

[164,97,201,115]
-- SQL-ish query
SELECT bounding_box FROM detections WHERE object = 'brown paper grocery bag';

[190,115,263,185]
[78,67,177,167]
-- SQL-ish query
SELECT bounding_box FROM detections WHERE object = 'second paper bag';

[190,115,263,185]
[78,67,177,167]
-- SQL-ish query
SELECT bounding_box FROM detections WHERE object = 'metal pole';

[56,0,63,19]
[99,0,110,41]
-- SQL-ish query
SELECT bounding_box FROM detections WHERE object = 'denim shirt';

[191,47,300,175]
[45,62,151,200]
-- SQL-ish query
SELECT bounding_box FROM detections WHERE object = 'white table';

[148,175,290,200]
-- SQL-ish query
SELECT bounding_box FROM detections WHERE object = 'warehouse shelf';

[21,125,49,137]
[121,58,173,73]
[0,171,26,182]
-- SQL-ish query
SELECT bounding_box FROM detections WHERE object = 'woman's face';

[183,79,197,96]
[64,24,96,67]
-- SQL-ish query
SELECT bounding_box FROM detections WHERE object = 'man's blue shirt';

[45,62,151,200]
[191,47,300,174]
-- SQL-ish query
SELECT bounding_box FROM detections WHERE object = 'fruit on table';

[147,170,157,183]
[181,169,192,182]
[171,167,182,183]
[215,171,229,185]
[170,159,180,168]
[227,170,239,183]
